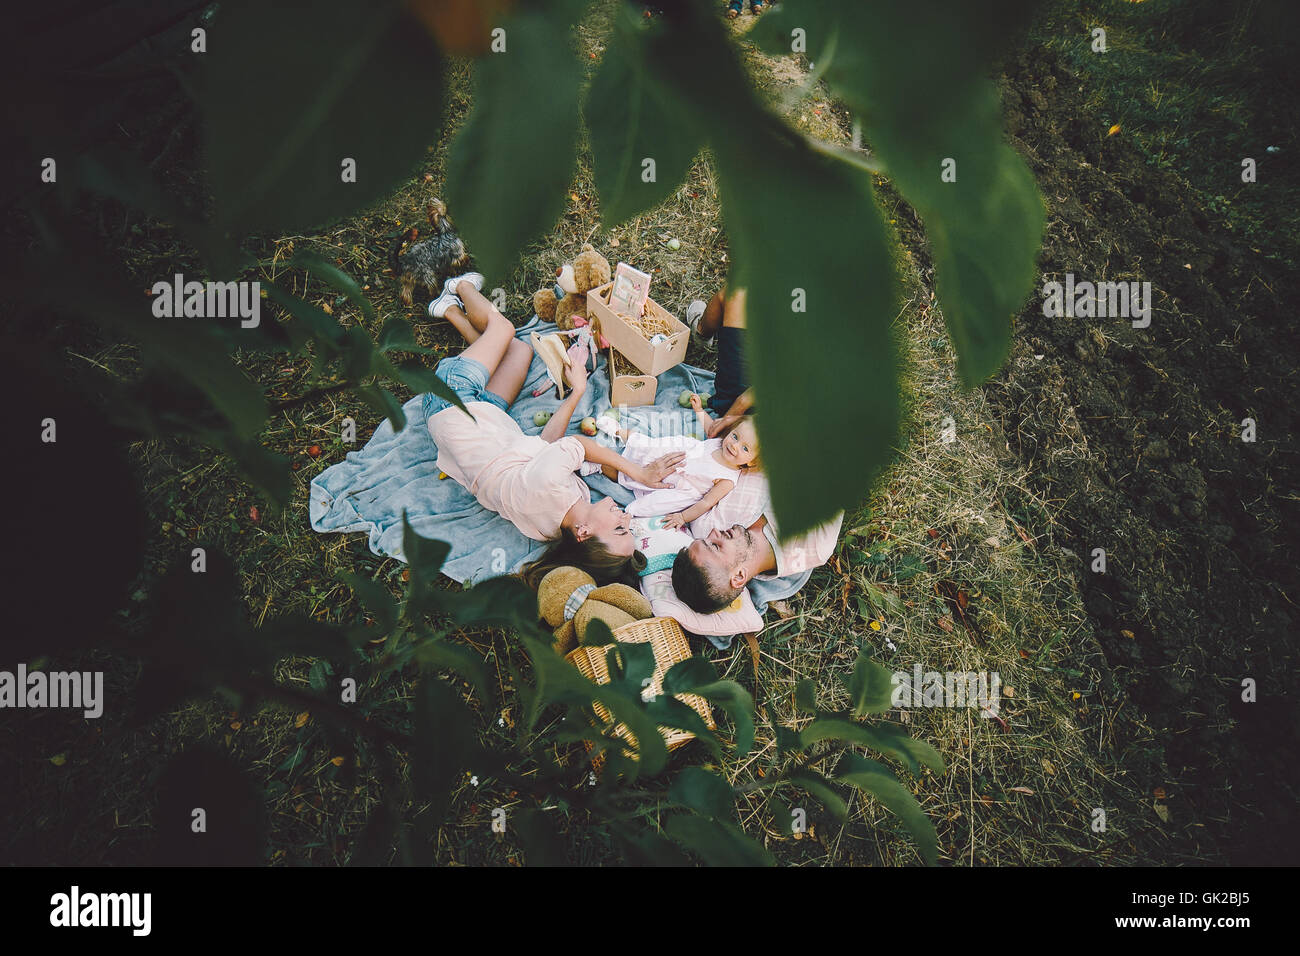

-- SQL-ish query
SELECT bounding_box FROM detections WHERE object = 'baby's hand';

[689,393,703,412]
[662,512,686,530]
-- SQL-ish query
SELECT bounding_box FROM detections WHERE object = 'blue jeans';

[420,355,512,420]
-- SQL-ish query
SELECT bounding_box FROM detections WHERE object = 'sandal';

[727,1,742,18]
[751,1,764,13]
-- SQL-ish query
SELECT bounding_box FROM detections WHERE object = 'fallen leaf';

[1153,801,1170,822]
[331,756,345,766]
[295,712,310,728]
[1041,757,1057,775]
[1121,629,1135,639]
[248,505,261,523]
[1153,786,1166,800]
[1009,786,1035,795]
[229,720,242,730]
[1107,123,1122,136]
[1071,691,1081,700]
[937,616,954,633]
[1003,685,1014,698]
[49,753,67,766]
[1018,648,1031,659]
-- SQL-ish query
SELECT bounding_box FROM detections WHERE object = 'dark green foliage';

[8,0,1046,866]
[203,0,445,236]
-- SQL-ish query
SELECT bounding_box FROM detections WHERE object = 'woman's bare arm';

[575,436,684,488]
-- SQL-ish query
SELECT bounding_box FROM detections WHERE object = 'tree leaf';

[338,571,399,632]
[513,808,568,866]
[662,656,719,695]
[633,1,900,536]
[372,354,468,415]
[663,813,775,867]
[835,753,939,865]
[445,0,585,279]
[204,0,444,235]
[411,677,473,816]
[689,680,754,757]
[794,677,818,714]
[357,384,407,432]
[846,645,895,716]
[413,635,495,711]
[797,717,944,777]
[288,252,376,323]
[787,770,850,822]
[669,767,736,822]
[587,6,704,226]
[755,0,1044,386]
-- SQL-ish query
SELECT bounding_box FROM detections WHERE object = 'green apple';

[579,417,598,436]
[533,411,553,427]
[678,389,695,408]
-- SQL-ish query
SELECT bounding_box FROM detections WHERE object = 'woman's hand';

[564,355,588,395]
[707,414,739,439]
[637,452,686,488]
[661,512,687,530]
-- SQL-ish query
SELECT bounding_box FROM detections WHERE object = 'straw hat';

[530,331,573,399]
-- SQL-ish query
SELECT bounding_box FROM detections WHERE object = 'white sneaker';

[427,288,463,319]
[445,272,485,297]
[684,298,714,348]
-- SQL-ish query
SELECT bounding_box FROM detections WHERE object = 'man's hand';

[637,452,686,488]
[707,414,740,439]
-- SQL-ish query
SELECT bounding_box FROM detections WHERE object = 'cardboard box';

[588,280,688,376]
[607,347,657,407]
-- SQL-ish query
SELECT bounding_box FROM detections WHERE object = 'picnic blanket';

[309,316,718,584]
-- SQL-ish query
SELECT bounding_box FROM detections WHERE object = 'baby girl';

[596,394,760,530]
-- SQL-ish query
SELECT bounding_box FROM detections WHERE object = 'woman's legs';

[447,280,515,378]
[484,338,533,407]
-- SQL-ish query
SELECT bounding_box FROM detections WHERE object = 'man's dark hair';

[672,547,741,614]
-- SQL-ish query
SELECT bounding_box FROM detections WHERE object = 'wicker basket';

[565,616,715,756]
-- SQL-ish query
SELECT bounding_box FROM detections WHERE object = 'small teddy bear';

[533,243,612,335]
[536,566,652,656]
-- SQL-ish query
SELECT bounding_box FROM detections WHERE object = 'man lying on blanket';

[667,284,842,615]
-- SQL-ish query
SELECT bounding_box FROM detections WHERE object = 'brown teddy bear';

[537,566,652,656]
[533,243,612,337]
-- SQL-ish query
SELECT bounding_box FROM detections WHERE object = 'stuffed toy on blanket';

[537,566,653,656]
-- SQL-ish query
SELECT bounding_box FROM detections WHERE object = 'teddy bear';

[533,243,612,338]
[537,566,653,656]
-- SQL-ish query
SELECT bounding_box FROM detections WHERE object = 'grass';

[11,0,1250,865]
[1042,0,1299,267]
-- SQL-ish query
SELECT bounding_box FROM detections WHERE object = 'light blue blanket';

[309,317,813,619]
[310,317,717,583]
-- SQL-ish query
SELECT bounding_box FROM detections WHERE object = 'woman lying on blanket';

[421,275,686,588]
